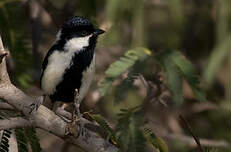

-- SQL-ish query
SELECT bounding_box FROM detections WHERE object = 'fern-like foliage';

[113,73,137,104]
[0,130,12,152]
[143,128,168,152]
[15,128,28,152]
[24,128,41,152]
[115,107,147,152]
[156,49,206,105]
[100,47,151,96]
[89,114,117,145]
[15,128,41,152]
[0,114,12,152]
[0,2,32,88]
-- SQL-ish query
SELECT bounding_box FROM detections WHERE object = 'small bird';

[31,16,104,120]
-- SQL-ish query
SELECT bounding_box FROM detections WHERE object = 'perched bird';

[31,16,104,116]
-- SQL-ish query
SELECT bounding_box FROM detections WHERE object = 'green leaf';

[89,114,117,145]
[24,128,41,152]
[15,128,28,152]
[115,107,146,152]
[0,3,33,88]
[156,50,206,104]
[0,129,12,152]
[143,128,168,152]
[156,50,183,105]
[99,78,114,96]
[171,51,206,101]
[114,75,135,104]
[100,47,151,96]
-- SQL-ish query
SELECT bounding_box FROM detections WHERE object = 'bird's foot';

[65,113,84,138]
[65,88,84,137]
[27,96,44,114]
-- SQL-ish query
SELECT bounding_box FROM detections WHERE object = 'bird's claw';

[65,117,85,138]
[27,96,44,114]
[65,89,85,137]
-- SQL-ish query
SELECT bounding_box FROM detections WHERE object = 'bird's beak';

[94,29,105,35]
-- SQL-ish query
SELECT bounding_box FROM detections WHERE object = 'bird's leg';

[73,89,82,119]
[73,89,84,136]
[66,89,84,137]
[28,95,46,113]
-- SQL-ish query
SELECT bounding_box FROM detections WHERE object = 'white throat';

[64,35,92,52]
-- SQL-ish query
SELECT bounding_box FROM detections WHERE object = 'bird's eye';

[81,31,89,36]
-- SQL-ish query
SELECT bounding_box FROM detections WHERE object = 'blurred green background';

[1,0,231,151]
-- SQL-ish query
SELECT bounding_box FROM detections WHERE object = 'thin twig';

[160,132,231,148]
[179,115,204,152]
[138,74,149,89]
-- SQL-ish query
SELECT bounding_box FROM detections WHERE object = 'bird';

[30,16,105,123]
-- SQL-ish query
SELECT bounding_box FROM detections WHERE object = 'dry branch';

[0,102,15,110]
[0,117,33,130]
[0,34,118,152]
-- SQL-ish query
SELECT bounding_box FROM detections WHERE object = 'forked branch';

[0,34,118,152]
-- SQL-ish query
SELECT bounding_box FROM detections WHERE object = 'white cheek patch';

[64,35,92,52]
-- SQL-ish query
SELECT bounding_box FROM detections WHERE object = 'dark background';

[0,0,231,151]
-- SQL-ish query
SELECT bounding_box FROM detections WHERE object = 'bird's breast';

[41,50,76,95]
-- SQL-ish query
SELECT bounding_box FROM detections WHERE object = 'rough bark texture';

[0,34,118,152]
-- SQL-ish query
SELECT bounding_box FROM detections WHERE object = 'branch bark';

[0,117,33,130]
[0,102,15,110]
[0,34,118,152]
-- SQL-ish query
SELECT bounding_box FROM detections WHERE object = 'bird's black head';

[58,16,105,41]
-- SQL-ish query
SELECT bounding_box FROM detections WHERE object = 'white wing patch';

[41,34,92,95]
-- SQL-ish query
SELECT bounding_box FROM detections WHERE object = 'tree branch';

[0,35,10,83]
[0,117,33,130]
[0,34,118,152]
[0,102,15,110]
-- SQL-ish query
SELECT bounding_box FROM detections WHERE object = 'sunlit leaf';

[100,47,151,96]
[89,114,117,145]
[156,50,183,105]
[144,128,168,152]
